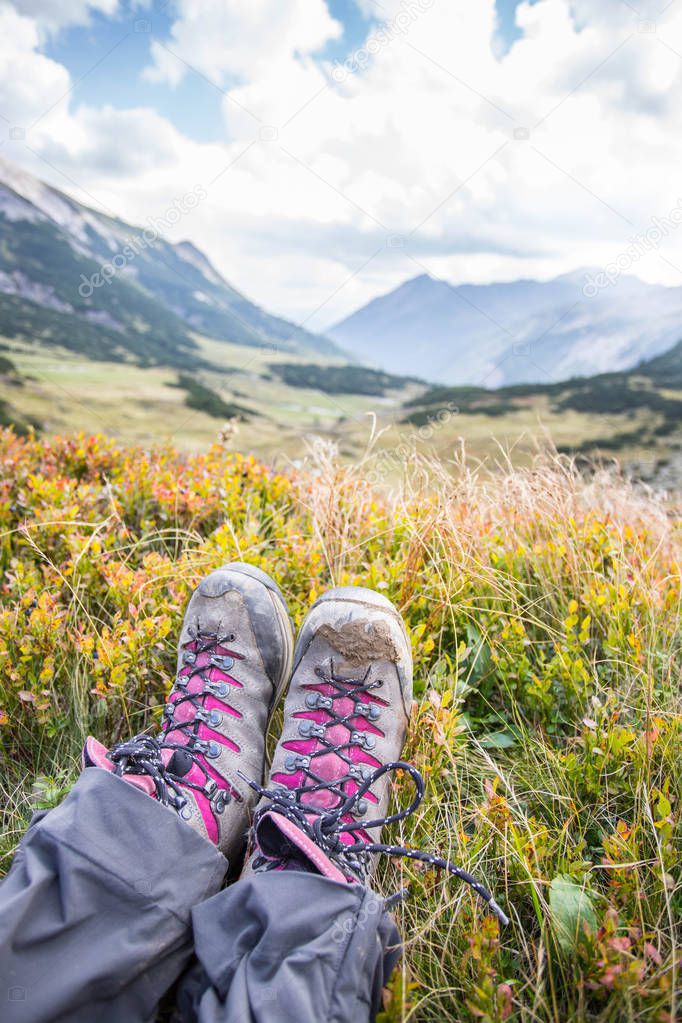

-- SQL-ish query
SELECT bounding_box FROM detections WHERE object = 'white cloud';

[4,0,682,330]
[10,0,120,33]
[144,0,342,87]
[0,6,70,124]
[39,104,187,176]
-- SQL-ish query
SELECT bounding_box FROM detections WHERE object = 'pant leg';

[175,872,402,1023]
[0,768,228,1023]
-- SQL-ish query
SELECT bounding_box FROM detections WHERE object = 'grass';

[0,431,680,1022]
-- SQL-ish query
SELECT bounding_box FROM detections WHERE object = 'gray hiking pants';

[0,769,401,1023]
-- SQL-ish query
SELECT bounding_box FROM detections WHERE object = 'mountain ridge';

[330,270,682,386]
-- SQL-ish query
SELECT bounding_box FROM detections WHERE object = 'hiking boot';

[243,585,412,882]
[241,585,509,924]
[83,562,294,866]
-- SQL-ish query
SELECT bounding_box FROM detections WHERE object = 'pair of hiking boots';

[84,563,507,919]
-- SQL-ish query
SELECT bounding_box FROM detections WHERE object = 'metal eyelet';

[193,738,221,758]
[350,731,376,750]
[285,753,310,772]
[298,720,325,739]
[179,805,193,821]
[305,692,332,711]
[207,710,222,727]
[182,651,197,666]
[204,780,228,814]
[210,654,234,671]
[207,680,229,698]
[353,701,381,721]
[204,777,231,818]
[353,799,368,817]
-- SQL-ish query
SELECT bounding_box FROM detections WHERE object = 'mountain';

[0,158,338,368]
[329,271,682,386]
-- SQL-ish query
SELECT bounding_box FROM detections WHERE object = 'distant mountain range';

[0,158,338,368]
[329,271,682,386]
[3,156,682,398]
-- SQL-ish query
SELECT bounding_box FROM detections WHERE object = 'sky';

[1,0,681,332]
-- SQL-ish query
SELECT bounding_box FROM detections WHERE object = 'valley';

[0,335,423,460]
[0,155,680,487]
[2,329,680,488]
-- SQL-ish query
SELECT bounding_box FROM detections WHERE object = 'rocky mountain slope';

[0,158,338,368]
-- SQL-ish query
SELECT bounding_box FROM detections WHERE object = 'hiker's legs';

[173,583,505,1023]
[0,577,408,1023]
[0,768,227,1023]
[175,872,401,1023]
[0,769,399,1023]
